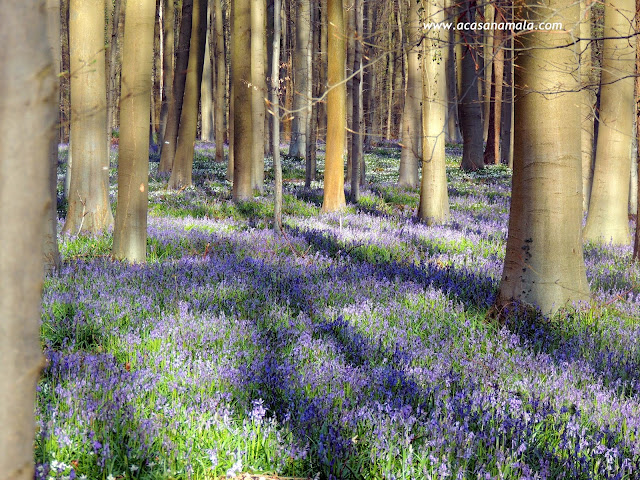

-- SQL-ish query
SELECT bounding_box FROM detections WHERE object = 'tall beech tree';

[272,0,283,230]
[232,0,254,201]
[583,0,635,245]
[213,0,226,163]
[159,0,193,173]
[322,0,347,212]
[200,1,215,143]
[159,0,175,145]
[63,0,113,235]
[397,0,421,188]
[168,0,208,189]
[0,2,56,477]
[251,0,267,193]
[580,0,595,212]
[417,0,450,225]
[289,0,311,158]
[112,0,157,262]
[496,0,589,314]
[458,0,484,172]
[350,0,364,202]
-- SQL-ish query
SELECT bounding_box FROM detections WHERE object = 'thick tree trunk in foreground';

[583,0,635,245]
[159,0,193,173]
[322,0,347,212]
[417,0,450,225]
[63,0,113,235]
[398,0,421,188]
[0,2,55,478]
[496,0,589,314]
[169,0,207,189]
[232,0,254,201]
[458,0,484,172]
[112,0,156,262]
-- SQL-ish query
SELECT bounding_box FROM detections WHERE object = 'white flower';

[107,474,116,480]
[129,465,138,472]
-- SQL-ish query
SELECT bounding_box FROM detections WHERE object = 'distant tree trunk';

[495,0,589,314]
[159,0,175,146]
[252,0,267,193]
[350,0,363,202]
[580,0,595,212]
[322,0,347,212]
[0,3,55,478]
[305,0,317,186]
[417,0,450,224]
[362,1,375,152]
[45,0,61,272]
[169,0,208,189]
[273,0,283,230]
[63,0,113,235]
[444,0,461,143]
[289,0,311,158]
[398,0,421,188]
[232,0,254,201]
[500,14,514,168]
[200,0,215,142]
[159,0,193,173]
[385,4,395,141]
[483,3,505,165]
[458,1,484,172]
[345,0,355,183]
[583,0,634,245]
[634,0,640,260]
[112,0,156,262]
[106,0,122,154]
[214,0,226,162]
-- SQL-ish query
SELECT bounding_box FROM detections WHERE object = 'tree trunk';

[500,10,514,168]
[112,0,156,262]
[583,0,634,245]
[63,0,113,235]
[345,0,355,182]
[289,0,311,158]
[444,0,461,144]
[0,3,55,478]
[496,0,589,314]
[580,0,596,212]
[273,0,283,230]
[417,0,450,224]
[322,0,346,212]
[200,0,215,142]
[232,0,254,201]
[634,0,640,260]
[214,0,226,162]
[169,0,208,189]
[159,0,193,173]
[398,0,421,188]
[251,0,267,193]
[458,1,485,172]
[350,0,363,202]
[483,3,505,165]
[159,0,175,146]
[107,0,122,155]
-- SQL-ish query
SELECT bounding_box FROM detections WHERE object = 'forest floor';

[37,143,640,480]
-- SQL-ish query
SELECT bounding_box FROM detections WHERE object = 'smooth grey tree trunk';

[0,2,55,478]
[200,0,215,142]
[289,0,311,158]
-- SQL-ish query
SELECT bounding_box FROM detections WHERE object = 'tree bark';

[496,0,589,314]
[0,3,54,478]
[214,0,226,162]
[458,1,484,172]
[112,0,156,262]
[200,0,215,142]
[169,0,208,189]
[322,0,347,212]
[289,0,311,158]
[398,0,421,188]
[417,0,450,224]
[350,0,363,202]
[483,2,505,166]
[583,0,634,245]
[232,0,254,201]
[273,0,283,230]
[159,0,175,146]
[580,0,596,212]
[159,0,193,173]
[106,0,122,155]
[251,0,267,193]
[63,0,113,235]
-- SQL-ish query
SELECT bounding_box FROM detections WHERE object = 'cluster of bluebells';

[40,147,640,479]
